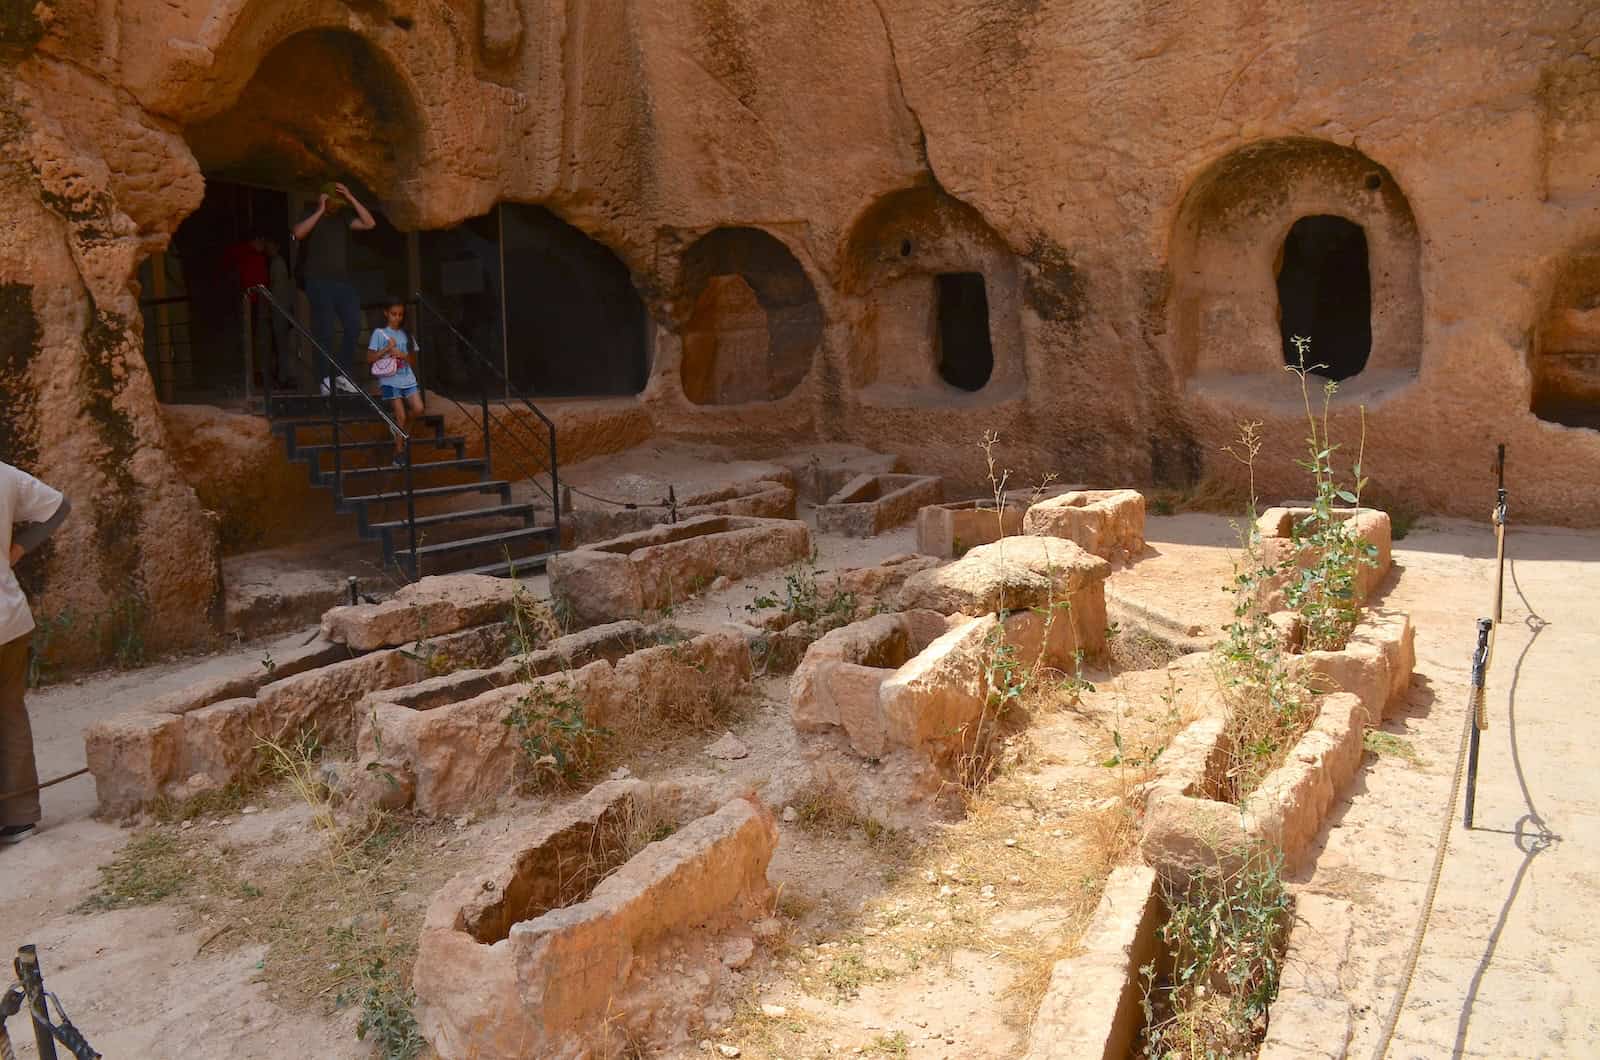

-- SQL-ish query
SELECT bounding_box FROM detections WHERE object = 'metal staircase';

[253,287,562,581]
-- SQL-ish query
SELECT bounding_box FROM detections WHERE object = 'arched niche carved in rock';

[678,227,820,405]
[184,29,422,209]
[1171,138,1421,395]
[842,186,1024,404]
[1532,240,1600,430]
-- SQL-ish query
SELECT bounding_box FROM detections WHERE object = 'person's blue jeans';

[307,277,362,381]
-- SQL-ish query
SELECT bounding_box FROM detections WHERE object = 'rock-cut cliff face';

[5,0,1600,661]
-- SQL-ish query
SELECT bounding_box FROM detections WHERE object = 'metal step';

[395,526,560,579]
[336,457,486,486]
[345,480,513,533]
[371,503,538,553]
[401,525,558,561]
[455,552,556,578]
[292,435,467,465]
[274,413,445,439]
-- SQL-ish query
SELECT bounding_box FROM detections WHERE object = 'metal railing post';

[414,292,562,547]
[403,433,418,581]
[331,363,343,500]
[16,946,58,1060]
[550,419,561,540]
[479,364,493,476]
[241,291,254,403]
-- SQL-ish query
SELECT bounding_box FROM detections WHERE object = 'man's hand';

[338,182,378,231]
[318,193,330,210]
[9,543,21,567]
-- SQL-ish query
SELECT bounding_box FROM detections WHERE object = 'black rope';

[562,483,676,511]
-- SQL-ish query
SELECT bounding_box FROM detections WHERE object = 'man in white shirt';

[1,462,71,844]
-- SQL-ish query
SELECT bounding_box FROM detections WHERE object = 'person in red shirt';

[223,235,273,390]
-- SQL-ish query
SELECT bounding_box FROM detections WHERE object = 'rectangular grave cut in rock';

[815,473,943,537]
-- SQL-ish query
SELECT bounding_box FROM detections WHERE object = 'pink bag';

[371,355,399,378]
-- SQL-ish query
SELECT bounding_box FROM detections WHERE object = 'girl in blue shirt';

[368,298,423,466]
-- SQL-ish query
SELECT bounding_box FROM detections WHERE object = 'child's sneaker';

[392,450,408,468]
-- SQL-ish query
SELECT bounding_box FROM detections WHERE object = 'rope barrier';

[0,767,88,804]
[1369,641,1481,1060]
[1371,444,1508,1059]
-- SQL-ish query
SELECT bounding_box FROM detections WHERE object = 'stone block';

[815,473,944,537]
[897,534,1111,617]
[916,498,1023,559]
[85,712,183,817]
[415,794,776,1059]
[176,697,268,793]
[789,610,950,757]
[1292,608,1415,723]
[814,553,941,606]
[1254,507,1392,611]
[1139,788,1253,881]
[254,648,420,746]
[320,574,519,651]
[1025,866,1161,1060]
[542,549,640,628]
[548,515,812,626]
[1245,692,1366,864]
[1021,488,1146,564]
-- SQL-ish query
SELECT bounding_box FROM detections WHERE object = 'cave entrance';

[414,204,650,400]
[1276,215,1372,380]
[155,27,425,405]
[140,176,412,403]
[499,204,649,397]
[936,272,994,392]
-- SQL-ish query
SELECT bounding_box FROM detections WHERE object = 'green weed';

[345,955,426,1060]
[503,679,609,789]
[1140,852,1291,1058]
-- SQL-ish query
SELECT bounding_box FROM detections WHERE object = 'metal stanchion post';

[1463,617,1492,829]
[15,947,57,1060]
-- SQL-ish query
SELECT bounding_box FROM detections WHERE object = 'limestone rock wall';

[5,0,1600,656]
[2,40,220,663]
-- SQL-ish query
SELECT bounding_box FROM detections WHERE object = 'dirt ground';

[3,502,1597,1059]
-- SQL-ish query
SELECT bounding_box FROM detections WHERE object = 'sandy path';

[1297,518,1600,1057]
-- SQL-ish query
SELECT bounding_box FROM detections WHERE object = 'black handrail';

[251,285,419,570]
[413,293,561,546]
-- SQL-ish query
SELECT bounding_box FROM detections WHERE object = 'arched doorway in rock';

[1276,215,1372,380]
[150,28,423,402]
[1532,241,1600,430]
[499,204,649,397]
[935,273,994,392]
[678,227,821,405]
[1170,138,1420,392]
[842,186,1022,401]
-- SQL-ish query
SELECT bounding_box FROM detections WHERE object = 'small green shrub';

[503,680,609,788]
[348,956,426,1060]
[1140,853,1292,1058]
[746,554,856,627]
[1282,336,1380,652]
